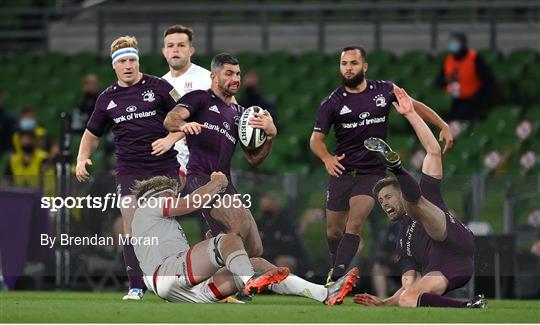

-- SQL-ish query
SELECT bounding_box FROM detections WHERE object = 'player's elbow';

[425,142,441,157]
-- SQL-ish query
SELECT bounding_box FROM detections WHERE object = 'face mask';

[21,144,35,154]
[448,41,461,53]
[19,118,36,131]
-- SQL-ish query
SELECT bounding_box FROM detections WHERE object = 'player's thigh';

[405,197,447,241]
[346,194,375,233]
[326,209,348,237]
[185,238,223,284]
[242,209,263,257]
[210,203,252,236]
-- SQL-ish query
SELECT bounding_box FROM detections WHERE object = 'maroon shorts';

[115,168,180,196]
[425,212,476,292]
[185,174,240,235]
[326,172,386,211]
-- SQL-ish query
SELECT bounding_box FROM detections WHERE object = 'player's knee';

[398,289,420,308]
[326,224,344,238]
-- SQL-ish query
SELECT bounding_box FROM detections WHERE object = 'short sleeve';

[86,94,112,137]
[313,99,335,134]
[157,78,181,113]
[178,90,206,117]
[420,173,448,212]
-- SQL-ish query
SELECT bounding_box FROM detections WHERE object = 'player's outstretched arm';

[411,97,453,154]
[75,129,100,182]
[243,110,277,166]
[393,87,443,179]
[309,132,345,177]
[167,172,228,216]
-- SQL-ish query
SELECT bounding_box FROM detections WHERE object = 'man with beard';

[161,25,211,178]
[310,45,454,283]
[164,53,276,270]
[354,87,483,308]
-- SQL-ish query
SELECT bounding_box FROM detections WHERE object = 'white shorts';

[145,247,225,303]
[174,139,189,174]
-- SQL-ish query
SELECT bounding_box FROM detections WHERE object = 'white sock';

[269,275,328,302]
[225,250,254,286]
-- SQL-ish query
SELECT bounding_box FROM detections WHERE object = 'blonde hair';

[110,35,139,56]
[131,176,178,200]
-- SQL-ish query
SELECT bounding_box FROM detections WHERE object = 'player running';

[310,45,454,283]
[161,25,211,178]
[130,173,359,304]
[76,35,184,300]
[164,53,276,260]
[354,87,485,308]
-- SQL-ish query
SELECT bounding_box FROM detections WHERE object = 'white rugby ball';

[238,106,267,150]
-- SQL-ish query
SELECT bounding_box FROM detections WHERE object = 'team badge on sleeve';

[169,88,181,101]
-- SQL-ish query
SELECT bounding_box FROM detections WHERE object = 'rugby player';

[130,172,359,304]
[163,53,275,261]
[354,87,485,308]
[76,36,183,300]
[161,25,211,178]
[310,45,454,282]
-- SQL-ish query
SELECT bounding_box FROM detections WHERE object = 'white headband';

[111,47,139,65]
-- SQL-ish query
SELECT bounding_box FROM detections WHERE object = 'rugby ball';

[238,106,267,150]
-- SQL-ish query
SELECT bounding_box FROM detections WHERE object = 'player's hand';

[181,122,206,135]
[353,293,383,306]
[392,87,414,116]
[439,126,454,154]
[322,154,345,177]
[75,158,92,182]
[151,137,175,156]
[250,110,277,139]
[210,171,228,188]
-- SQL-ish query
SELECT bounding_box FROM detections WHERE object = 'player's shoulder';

[95,84,117,106]
[190,63,211,75]
[142,73,171,87]
[320,87,346,108]
[369,79,395,92]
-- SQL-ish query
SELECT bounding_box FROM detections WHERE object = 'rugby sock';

[326,234,342,265]
[392,166,422,203]
[122,241,145,289]
[418,293,467,308]
[332,233,360,280]
[225,250,254,285]
[269,275,327,302]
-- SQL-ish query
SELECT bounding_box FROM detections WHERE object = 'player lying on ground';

[130,172,359,304]
[355,87,485,308]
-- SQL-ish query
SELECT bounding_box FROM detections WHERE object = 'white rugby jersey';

[131,204,190,276]
[163,63,211,171]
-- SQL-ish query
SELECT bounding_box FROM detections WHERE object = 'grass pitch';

[1,291,539,323]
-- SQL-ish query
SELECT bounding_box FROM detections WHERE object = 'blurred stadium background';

[0,0,539,303]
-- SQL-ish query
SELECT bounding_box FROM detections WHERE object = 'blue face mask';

[19,118,36,131]
[448,41,461,53]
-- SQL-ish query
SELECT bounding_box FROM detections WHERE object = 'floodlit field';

[1,292,539,323]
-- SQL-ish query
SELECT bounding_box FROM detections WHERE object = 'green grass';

[1,292,539,323]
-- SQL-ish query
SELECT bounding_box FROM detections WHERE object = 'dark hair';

[372,176,400,196]
[211,53,239,72]
[342,45,368,62]
[163,25,193,43]
[450,32,467,47]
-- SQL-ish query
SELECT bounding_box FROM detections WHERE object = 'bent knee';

[398,289,420,307]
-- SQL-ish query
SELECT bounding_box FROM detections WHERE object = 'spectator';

[0,88,16,157]
[256,192,311,275]
[437,32,494,122]
[5,130,55,194]
[72,74,101,133]
[12,109,47,153]
[239,71,276,118]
